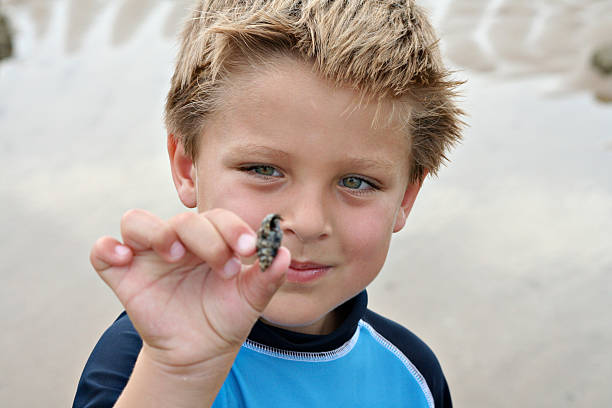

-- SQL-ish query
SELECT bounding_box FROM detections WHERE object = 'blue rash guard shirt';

[73,291,452,407]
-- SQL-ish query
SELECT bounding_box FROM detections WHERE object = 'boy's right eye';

[242,165,282,178]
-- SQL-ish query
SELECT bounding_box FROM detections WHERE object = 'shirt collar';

[247,290,368,352]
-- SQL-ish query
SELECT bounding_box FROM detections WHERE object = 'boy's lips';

[286,260,332,283]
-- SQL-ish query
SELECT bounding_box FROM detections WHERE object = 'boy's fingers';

[90,237,133,292]
[121,209,169,252]
[121,209,187,263]
[205,209,258,257]
[151,222,186,263]
[239,247,290,314]
[90,236,133,273]
[170,212,234,275]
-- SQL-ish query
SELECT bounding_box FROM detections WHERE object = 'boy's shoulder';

[361,308,443,375]
[362,309,452,407]
[73,312,141,408]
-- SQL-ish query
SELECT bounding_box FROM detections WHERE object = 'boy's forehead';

[223,56,412,132]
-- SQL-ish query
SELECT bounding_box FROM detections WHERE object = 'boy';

[74,0,463,407]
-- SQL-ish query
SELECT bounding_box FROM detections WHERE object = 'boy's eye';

[339,176,374,190]
[244,165,282,177]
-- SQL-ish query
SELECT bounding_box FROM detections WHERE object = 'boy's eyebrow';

[228,144,395,171]
[343,157,395,172]
[227,144,290,160]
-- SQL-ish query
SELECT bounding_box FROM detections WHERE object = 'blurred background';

[0,0,610,406]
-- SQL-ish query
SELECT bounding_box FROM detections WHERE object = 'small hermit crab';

[256,214,283,271]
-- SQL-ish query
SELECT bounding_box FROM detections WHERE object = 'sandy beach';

[1,0,611,406]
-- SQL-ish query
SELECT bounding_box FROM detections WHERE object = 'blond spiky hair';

[165,0,464,183]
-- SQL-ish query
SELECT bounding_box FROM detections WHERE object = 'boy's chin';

[260,306,340,335]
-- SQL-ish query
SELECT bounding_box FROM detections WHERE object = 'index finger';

[205,209,257,257]
[169,209,255,275]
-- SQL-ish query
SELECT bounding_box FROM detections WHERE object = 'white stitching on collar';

[242,324,361,362]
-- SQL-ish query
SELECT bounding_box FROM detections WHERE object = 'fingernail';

[115,245,131,257]
[237,234,256,255]
[170,241,186,259]
[223,257,241,279]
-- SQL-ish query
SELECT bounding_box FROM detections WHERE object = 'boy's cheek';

[341,209,393,257]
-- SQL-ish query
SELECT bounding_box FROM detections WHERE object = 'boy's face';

[170,58,422,335]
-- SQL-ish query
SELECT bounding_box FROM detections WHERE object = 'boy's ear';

[393,174,426,233]
[167,134,197,208]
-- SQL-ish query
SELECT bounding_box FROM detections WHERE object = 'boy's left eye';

[339,176,374,190]
[243,165,282,177]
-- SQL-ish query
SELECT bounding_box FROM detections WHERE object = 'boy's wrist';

[139,343,240,378]
[115,346,239,408]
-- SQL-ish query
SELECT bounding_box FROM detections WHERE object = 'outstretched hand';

[90,208,290,372]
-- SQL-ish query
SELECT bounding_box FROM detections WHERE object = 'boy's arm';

[114,346,237,407]
[89,209,289,408]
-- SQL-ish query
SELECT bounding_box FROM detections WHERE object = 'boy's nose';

[281,191,331,243]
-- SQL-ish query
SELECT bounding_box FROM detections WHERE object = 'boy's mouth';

[286,260,332,283]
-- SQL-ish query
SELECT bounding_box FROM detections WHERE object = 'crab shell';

[256,214,283,271]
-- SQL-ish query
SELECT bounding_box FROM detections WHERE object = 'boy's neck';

[261,301,352,336]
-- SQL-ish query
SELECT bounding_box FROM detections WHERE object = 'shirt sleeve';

[363,309,453,408]
[72,312,143,408]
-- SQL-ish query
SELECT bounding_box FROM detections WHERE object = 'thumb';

[239,247,290,314]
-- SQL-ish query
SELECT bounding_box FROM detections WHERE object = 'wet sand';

[1,1,611,406]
